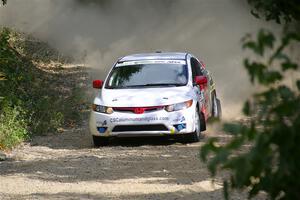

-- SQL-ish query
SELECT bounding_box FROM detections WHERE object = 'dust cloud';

[0,0,280,120]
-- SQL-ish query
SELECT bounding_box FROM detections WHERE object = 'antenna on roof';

[155,51,162,53]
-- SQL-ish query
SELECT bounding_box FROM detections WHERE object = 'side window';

[191,57,203,84]
[191,58,197,80]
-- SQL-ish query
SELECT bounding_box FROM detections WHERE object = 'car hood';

[96,86,195,107]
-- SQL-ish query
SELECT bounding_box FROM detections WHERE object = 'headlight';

[92,104,113,114]
[165,100,193,112]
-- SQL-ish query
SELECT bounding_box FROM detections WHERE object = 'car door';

[200,65,214,117]
[190,57,207,116]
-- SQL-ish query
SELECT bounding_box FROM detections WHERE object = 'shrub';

[201,0,300,199]
[0,27,85,149]
[0,103,28,149]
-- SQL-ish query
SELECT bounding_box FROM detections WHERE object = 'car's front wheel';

[93,136,109,147]
[184,108,202,143]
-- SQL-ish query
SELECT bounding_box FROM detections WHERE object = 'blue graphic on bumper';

[97,127,107,133]
[174,123,186,131]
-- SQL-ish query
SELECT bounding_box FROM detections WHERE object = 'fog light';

[174,123,186,131]
[97,127,107,133]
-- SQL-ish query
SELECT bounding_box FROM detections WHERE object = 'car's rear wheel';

[212,92,222,119]
[216,98,222,118]
[93,136,109,147]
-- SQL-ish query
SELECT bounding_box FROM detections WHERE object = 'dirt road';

[0,120,249,200]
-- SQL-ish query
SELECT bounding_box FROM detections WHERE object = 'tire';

[212,92,222,119]
[200,112,206,131]
[93,136,109,147]
[216,98,222,118]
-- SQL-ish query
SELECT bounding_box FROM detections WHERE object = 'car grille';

[113,106,164,114]
[112,124,168,132]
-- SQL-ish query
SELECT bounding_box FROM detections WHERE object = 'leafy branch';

[201,28,300,199]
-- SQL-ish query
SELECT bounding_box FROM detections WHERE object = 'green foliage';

[201,0,300,199]
[0,103,28,149]
[201,29,300,199]
[248,0,300,23]
[201,1,300,199]
[0,28,36,148]
[242,29,275,56]
[0,28,85,149]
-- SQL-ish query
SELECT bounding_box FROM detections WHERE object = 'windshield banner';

[116,60,186,67]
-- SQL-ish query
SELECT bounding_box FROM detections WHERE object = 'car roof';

[118,52,188,62]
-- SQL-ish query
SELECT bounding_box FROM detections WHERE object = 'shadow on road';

[29,121,207,149]
[2,189,224,200]
[107,136,185,147]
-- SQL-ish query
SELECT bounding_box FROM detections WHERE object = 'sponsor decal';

[96,120,107,126]
[180,116,185,122]
[110,116,169,123]
[116,60,186,67]
[173,116,186,123]
[97,127,107,133]
[174,123,186,131]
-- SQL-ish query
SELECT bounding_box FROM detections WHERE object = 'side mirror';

[195,76,207,85]
[93,80,104,89]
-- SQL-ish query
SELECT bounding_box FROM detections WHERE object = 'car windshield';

[105,62,188,89]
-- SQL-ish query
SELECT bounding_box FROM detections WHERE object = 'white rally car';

[89,52,221,146]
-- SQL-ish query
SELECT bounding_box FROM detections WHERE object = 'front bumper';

[89,106,196,137]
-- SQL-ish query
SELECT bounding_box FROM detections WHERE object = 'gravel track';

[0,120,238,200]
[0,66,255,200]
